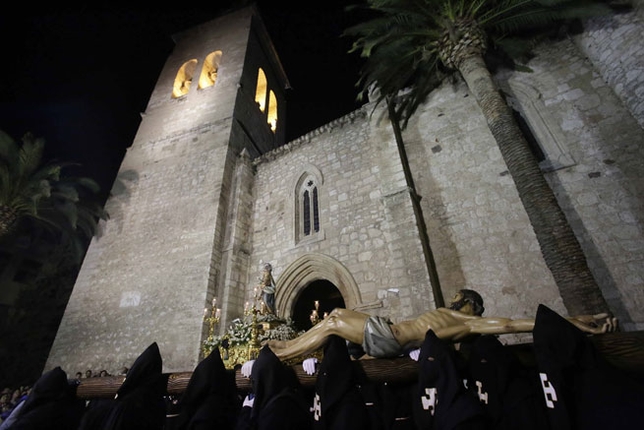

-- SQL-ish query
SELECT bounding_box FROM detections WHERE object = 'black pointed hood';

[311,335,369,429]
[533,304,644,430]
[241,344,313,429]
[78,342,166,430]
[315,335,355,414]
[10,366,85,430]
[468,334,550,429]
[116,342,164,399]
[250,345,298,420]
[174,347,239,430]
[413,329,484,429]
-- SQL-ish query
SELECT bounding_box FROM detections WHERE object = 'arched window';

[267,90,278,132]
[502,81,575,171]
[172,59,198,98]
[255,68,268,112]
[295,168,324,243]
[302,182,319,236]
[198,51,222,89]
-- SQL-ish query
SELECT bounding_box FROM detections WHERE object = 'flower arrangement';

[259,316,302,343]
[201,312,303,355]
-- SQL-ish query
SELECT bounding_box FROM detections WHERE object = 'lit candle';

[204,308,208,317]
[314,301,319,310]
[212,297,217,307]
[245,301,249,311]
[215,308,221,319]
[323,312,328,319]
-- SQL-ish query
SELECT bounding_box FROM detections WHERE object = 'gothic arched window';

[302,180,319,236]
[172,59,198,98]
[295,169,324,244]
[254,68,278,133]
[502,81,575,171]
[198,51,222,89]
[267,90,278,132]
[255,68,268,112]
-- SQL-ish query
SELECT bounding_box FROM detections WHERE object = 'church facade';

[46,5,644,375]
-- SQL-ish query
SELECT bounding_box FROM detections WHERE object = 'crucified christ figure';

[267,289,617,361]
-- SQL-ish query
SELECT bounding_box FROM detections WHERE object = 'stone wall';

[244,9,644,331]
[576,8,644,129]
[401,80,566,323]
[500,36,644,330]
[45,125,233,375]
[249,110,439,321]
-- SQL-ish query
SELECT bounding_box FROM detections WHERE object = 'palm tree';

[0,129,108,261]
[345,0,618,315]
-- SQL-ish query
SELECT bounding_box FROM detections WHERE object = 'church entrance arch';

[275,253,362,320]
[291,280,345,331]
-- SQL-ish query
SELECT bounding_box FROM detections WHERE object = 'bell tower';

[46,5,289,373]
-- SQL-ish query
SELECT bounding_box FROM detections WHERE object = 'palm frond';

[345,0,616,124]
[482,0,613,33]
[0,130,19,167]
[51,184,81,203]
[0,130,107,254]
[71,176,102,194]
[18,133,46,178]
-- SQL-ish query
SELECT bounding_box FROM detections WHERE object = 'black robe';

[353,379,416,430]
[466,334,550,429]
[8,366,85,430]
[311,335,369,429]
[533,304,644,430]
[413,330,486,430]
[78,342,167,430]
[235,345,312,430]
[167,347,240,430]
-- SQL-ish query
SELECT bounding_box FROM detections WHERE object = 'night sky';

[0,2,367,203]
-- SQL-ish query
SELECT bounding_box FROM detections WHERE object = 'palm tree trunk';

[457,54,609,315]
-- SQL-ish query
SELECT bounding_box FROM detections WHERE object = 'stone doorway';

[291,280,345,331]
[275,253,363,319]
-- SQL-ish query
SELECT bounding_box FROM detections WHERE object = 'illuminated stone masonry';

[46,5,644,377]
